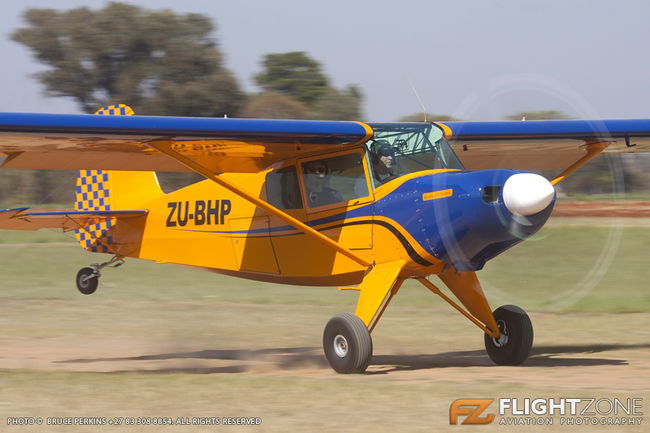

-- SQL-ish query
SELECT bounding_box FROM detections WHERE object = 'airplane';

[1,104,648,373]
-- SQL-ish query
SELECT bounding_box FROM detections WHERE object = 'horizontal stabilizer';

[0,207,146,231]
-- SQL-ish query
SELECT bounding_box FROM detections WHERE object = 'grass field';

[0,219,648,432]
[1,218,648,311]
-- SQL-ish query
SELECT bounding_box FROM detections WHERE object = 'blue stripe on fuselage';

[172,169,552,271]
[374,169,553,270]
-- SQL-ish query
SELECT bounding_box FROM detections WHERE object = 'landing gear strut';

[75,256,124,295]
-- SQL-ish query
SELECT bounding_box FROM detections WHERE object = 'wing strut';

[551,141,609,185]
[147,141,372,269]
[417,275,500,339]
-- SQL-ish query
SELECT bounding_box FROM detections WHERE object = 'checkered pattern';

[94,104,134,116]
[73,104,133,252]
[75,170,113,253]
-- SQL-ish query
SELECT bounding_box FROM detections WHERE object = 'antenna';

[406,75,427,122]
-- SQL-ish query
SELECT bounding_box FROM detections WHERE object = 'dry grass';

[0,221,649,432]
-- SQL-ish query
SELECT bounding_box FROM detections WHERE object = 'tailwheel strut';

[75,255,124,295]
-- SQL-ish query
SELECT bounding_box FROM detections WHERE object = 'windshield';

[365,123,463,187]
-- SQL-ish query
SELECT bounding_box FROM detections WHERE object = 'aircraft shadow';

[367,343,650,374]
[55,343,649,374]
[57,347,328,374]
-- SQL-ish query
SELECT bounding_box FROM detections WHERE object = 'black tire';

[484,305,533,365]
[76,267,98,295]
[323,313,373,374]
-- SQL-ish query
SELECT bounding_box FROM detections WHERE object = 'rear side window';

[265,166,303,210]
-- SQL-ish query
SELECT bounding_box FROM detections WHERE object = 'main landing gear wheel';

[484,305,533,365]
[76,267,99,295]
[323,313,373,374]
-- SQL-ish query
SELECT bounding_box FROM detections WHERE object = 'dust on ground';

[1,309,648,392]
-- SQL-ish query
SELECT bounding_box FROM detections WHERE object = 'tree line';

[9,3,362,121]
[0,3,646,205]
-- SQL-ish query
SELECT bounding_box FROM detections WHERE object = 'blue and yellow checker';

[94,104,135,116]
[72,104,133,252]
[74,170,113,253]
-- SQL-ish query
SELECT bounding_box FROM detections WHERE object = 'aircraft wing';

[0,207,146,231]
[439,119,650,170]
[2,112,649,174]
[0,113,373,173]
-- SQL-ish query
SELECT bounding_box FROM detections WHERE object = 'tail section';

[74,105,163,253]
[94,104,134,116]
[74,169,113,252]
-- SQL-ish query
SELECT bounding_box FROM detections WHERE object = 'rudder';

[74,105,163,253]
[74,169,113,252]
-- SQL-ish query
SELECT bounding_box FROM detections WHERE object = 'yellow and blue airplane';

[0,105,648,373]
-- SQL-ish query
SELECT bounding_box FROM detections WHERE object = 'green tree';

[241,92,312,119]
[12,2,245,116]
[397,113,461,122]
[254,52,329,106]
[558,156,621,196]
[503,110,649,196]
[0,170,37,207]
[312,86,363,121]
[505,110,572,120]
[0,169,76,207]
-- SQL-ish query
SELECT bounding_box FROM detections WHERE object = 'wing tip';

[0,207,29,215]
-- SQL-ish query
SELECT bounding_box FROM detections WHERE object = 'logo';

[450,397,643,426]
[450,399,495,425]
[422,188,453,202]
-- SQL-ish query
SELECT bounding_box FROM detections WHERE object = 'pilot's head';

[378,145,395,169]
[304,160,329,192]
[372,142,396,173]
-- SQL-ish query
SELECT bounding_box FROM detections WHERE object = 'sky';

[2,0,650,121]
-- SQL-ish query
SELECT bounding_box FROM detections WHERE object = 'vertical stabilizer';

[74,105,163,253]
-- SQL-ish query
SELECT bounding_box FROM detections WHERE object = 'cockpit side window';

[265,165,303,209]
[365,123,464,186]
[301,152,369,209]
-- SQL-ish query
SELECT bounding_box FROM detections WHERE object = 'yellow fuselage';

[108,154,447,286]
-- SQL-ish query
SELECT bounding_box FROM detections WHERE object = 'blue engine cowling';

[374,169,555,271]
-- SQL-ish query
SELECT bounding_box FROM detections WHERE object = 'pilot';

[303,160,343,207]
[371,143,398,185]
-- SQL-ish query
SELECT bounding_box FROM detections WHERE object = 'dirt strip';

[553,201,650,217]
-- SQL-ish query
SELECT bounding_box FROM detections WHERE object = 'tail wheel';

[323,313,373,374]
[76,267,99,295]
[484,305,533,365]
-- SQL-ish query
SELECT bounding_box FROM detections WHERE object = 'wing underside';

[0,113,373,173]
[1,113,649,174]
[439,119,650,170]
